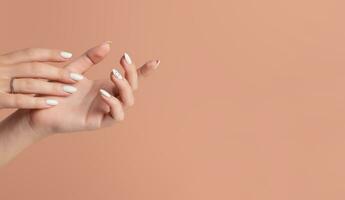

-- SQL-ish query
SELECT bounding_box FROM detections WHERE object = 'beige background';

[0,0,345,199]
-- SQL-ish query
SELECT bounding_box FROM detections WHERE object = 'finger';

[11,78,77,96]
[0,48,73,64]
[120,53,138,90]
[99,89,125,121]
[8,62,84,83]
[137,60,160,79]
[110,69,134,108]
[0,94,59,109]
[65,41,111,74]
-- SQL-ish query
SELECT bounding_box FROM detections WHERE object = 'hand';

[0,42,159,166]
[24,43,159,134]
[0,48,84,109]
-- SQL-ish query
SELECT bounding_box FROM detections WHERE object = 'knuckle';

[23,79,37,91]
[115,112,125,121]
[132,84,138,91]
[127,98,135,107]
[14,95,28,107]
[29,62,45,74]
[58,69,69,80]
[91,51,104,61]
[48,50,57,58]
[25,48,40,57]
[52,83,62,93]
[127,65,137,73]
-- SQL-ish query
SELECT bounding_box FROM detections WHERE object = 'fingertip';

[100,89,112,98]
[60,51,73,59]
[154,60,160,69]
[112,68,124,80]
[86,42,111,64]
[138,60,160,77]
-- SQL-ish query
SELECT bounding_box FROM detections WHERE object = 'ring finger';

[110,68,134,108]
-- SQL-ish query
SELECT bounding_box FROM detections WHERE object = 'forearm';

[0,110,48,166]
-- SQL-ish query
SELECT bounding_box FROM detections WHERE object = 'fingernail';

[60,51,73,59]
[112,69,123,80]
[104,41,112,45]
[70,73,84,81]
[100,89,111,97]
[124,52,132,64]
[155,60,160,69]
[63,85,77,94]
[101,41,112,48]
[46,99,59,106]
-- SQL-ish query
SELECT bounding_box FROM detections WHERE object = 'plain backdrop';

[1,0,345,199]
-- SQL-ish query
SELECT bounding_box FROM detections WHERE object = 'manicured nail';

[112,69,123,80]
[124,52,132,64]
[100,89,111,97]
[70,73,84,81]
[60,51,73,59]
[155,60,160,68]
[63,85,77,94]
[46,99,59,106]
[101,41,112,48]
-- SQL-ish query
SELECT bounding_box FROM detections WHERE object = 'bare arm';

[0,110,46,165]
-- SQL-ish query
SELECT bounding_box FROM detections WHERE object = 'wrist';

[0,110,50,166]
[0,110,51,142]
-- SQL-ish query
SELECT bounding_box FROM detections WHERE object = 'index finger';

[0,48,73,64]
[64,41,111,74]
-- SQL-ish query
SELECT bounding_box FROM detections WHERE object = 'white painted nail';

[100,89,111,97]
[63,85,77,94]
[112,69,123,80]
[154,60,160,69]
[70,73,84,81]
[124,52,132,64]
[60,51,73,59]
[46,99,59,106]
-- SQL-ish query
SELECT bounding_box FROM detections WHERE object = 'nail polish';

[70,73,84,81]
[112,69,123,80]
[124,52,132,64]
[100,89,111,97]
[63,85,77,94]
[103,41,112,45]
[46,99,59,106]
[155,60,161,68]
[60,51,73,59]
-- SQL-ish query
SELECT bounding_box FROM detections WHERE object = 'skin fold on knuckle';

[23,79,38,92]
[111,99,125,121]
[25,48,40,58]
[122,96,134,108]
[13,95,29,108]
[58,69,70,81]
[28,62,45,75]
[114,111,125,121]
[123,84,135,107]
[131,82,138,91]
[54,83,65,95]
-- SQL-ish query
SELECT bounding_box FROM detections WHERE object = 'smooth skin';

[0,42,159,166]
[0,48,85,108]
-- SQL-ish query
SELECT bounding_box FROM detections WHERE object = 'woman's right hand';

[0,48,84,109]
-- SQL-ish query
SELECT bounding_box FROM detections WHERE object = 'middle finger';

[12,78,77,96]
